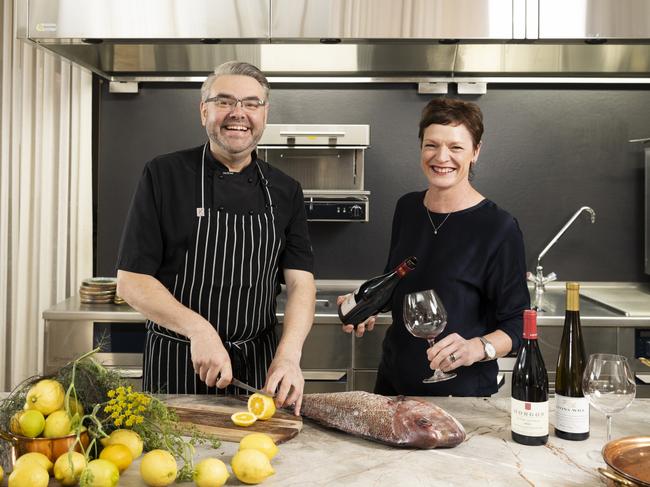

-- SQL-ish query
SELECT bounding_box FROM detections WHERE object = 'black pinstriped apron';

[142,143,282,394]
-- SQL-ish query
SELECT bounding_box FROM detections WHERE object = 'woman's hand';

[337,294,377,338]
[426,333,484,372]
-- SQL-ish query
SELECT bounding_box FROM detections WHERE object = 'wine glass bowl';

[403,289,455,383]
[582,353,636,442]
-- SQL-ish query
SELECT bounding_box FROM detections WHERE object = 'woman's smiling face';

[420,123,481,191]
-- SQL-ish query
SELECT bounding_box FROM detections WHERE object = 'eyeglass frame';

[203,94,267,112]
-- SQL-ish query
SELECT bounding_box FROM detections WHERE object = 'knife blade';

[231,378,275,398]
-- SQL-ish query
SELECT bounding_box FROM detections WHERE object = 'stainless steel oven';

[257,124,371,222]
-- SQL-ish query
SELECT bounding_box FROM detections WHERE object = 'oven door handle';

[279,131,345,138]
[105,366,143,379]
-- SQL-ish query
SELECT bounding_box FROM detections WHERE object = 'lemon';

[231,411,258,427]
[193,458,230,487]
[101,429,143,459]
[17,409,45,438]
[54,451,87,486]
[231,449,274,485]
[14,452,54,474]
[239,432,279,460]
[99,443,133,473]
[25,379,65,415]
[43,409,72,438]
[79,459,119,487]
[0,465,3,483]
[8,464,49,487]
[140,449,177,487]
[248,393,276,420]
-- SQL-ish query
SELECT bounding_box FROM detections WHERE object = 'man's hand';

[189,326,233,389]
[263,355,304,415]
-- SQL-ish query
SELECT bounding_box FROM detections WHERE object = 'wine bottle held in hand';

[511,309,549,446]
[338,256,417,326]
[555,282,590,441]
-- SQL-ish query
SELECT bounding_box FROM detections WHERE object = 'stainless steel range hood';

[16,0,650,81]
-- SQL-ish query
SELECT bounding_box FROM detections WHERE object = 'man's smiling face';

[200,74,268,165]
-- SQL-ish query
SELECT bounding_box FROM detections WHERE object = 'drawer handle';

[303,371,346,381]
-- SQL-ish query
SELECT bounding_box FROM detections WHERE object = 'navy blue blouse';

[377,191,530,397]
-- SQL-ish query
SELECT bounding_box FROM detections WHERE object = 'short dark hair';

[418,98,484,149]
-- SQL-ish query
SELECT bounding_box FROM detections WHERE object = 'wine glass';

[582,353,636,442]
[403,289,456,383]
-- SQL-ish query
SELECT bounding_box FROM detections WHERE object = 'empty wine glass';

[403,289,456,383]
[582,353,636,442]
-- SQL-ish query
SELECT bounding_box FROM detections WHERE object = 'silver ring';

[449,352,457,363]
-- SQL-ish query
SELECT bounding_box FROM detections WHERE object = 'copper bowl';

[0,429,90,463]
[601,436,650,487]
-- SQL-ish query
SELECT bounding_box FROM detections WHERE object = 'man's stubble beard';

[208,125,264,159]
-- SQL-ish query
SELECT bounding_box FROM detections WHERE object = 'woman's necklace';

[425,207,451,235]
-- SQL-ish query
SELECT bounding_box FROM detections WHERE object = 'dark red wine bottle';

[511,309,549,446]
[338,256,417,326]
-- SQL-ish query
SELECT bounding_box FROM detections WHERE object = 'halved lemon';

[231,411,257,427]
[247,393,276,420]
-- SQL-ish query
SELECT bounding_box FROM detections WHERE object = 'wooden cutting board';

[164,395,302,444]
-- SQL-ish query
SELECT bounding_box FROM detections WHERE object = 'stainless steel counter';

[41,280,650,324]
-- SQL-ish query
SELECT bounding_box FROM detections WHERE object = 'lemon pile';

[6,428,144,487]
[190,432,278,486]
[231,393,277,427]
[8,451,74,487]
[9,379,77,439]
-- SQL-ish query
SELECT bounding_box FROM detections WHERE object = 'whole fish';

[300,391,466,448]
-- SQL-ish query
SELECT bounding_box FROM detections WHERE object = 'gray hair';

[200,61,270,101]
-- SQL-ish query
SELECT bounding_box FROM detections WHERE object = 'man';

[116,61,315,414]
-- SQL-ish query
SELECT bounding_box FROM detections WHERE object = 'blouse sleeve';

[278,182,314,273]
[484,218,530,352]
[115,163,164,276]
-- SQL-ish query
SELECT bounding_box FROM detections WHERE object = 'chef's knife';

[231,378,275,398]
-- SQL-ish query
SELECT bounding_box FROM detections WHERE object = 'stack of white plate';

[79,277,117,304]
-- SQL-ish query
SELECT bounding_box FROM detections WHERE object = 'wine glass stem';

[427,339,435,348]
[606,415,612,442]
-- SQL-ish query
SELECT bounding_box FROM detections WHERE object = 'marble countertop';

[111,396,648,486]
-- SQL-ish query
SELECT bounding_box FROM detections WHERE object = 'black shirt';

[116,145,314,288]
[378,192,530,397]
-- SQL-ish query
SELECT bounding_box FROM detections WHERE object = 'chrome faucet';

[528,206,596,309]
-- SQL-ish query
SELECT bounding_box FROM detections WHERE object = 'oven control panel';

[304,200,368,222]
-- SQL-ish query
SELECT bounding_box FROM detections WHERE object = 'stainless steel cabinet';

[282,324,353,392]
[27,0,270,40]
[271,0,514,40]
[538,0,650,39]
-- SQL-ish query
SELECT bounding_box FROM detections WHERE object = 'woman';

[341,98,529,397]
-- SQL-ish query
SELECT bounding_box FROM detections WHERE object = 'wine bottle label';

[339,288,360,316]
[555,395,590,433]
[511,398,549,437]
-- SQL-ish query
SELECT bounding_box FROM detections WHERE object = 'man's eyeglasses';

[204,95,266,112]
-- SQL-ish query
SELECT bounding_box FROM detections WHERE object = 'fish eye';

[416,417,432,427]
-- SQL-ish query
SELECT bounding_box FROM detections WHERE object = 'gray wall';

[97,81,650,282]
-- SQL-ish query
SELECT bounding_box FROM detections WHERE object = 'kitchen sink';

[530,287,625,318]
